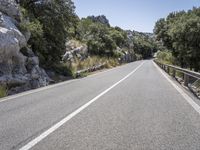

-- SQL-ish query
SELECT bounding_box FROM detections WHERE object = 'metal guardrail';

[76,63,106,77]
[154,60,200,87]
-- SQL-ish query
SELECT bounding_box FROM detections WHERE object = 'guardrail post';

[165,66,167,72]
[184,74,189,87]
[172,69,176,78]
[167,67,170,74]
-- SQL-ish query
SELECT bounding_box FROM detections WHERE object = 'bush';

[109,29,126,47]
[87,40,104,55]
[63,56,120,78]
[19,0,77,67]
[0,86,7,98]
[156,50,175,64]
[52,63,77,78]
[154,7,200,71]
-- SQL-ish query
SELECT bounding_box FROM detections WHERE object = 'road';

[0,60,200,150]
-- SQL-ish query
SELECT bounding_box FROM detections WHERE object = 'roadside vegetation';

[156,50,175,65]
[0,86,7,98]
[17,0,160,79]
[154,7,200,72]
[70,56,119,71]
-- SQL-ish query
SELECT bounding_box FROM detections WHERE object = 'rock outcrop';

[87,15,110,26]
[0,0,21,20]
[0,0,50,95]
[63,40,88,62]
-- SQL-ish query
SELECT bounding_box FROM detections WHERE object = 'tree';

[154,7,200,71]
[76,18,119,56]
[110,29,126,47]
[20,0,77,67]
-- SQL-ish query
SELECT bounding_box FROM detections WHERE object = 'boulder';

[63,40,88,62]
[0,0,21,20]
[87,15,110,26]
[30,66,50,88]
[0,13,27,76]
[26,56,39,71]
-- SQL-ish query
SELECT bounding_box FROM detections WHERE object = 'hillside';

[0,0,160,96]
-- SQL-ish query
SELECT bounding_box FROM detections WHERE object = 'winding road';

[1,60,200,150]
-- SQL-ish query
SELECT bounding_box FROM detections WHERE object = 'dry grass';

[0,86,7,98]
[65,56,120,78]
[71,56,119,71]
[66,40,86,49]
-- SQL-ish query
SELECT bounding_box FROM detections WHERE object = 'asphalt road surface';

[1,60,200,150]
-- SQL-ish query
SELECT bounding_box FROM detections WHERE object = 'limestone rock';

[0,0,51,95]
[63,40,88,62]
[0,13,27,76]
[0,0,21,20]
[87,15,110,26]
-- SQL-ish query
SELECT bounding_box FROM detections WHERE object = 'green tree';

[20,0,77,67]
[154,7,200,71]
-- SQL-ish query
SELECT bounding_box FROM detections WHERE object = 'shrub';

[0,86,7,98]
[156,50,175,64]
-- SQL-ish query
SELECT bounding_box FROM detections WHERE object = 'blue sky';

[73,0,200,33]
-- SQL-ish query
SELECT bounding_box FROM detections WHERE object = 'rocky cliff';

[87,15,110,26]
[0,0,50,95]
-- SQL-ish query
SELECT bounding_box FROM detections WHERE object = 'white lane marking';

[0,61,142,104]
[88,60,143,78]
[19,62,145,150]
[153,62,200,115]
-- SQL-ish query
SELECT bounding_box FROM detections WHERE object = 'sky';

[73,0,200,33]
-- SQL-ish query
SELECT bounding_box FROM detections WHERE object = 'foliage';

[131,31,157,59]
[156,51,175,64]
[68,56,119,73]
[75,18,124,56]
[154,7,200,71]
[52,63,77,78]
[109,27,127,47]
[18,0,160,79]
[19,0,77,67]
[0,86,7,98]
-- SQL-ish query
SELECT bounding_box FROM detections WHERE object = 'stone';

[0,0,51,95]
[21,47,35,57]
[0,0,21,20]
[26,57,40,71]
[63,40,88,62]
[87,15,110,26]
[0,14,27,74]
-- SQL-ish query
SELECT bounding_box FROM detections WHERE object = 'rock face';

[63,40,88,62]
[0,0,21,20]
[0,0,50,95]
[87,15,110,26]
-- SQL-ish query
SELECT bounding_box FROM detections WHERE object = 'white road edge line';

[19,61,145,150]
[153,61,200,115]
[0,79,78,103]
